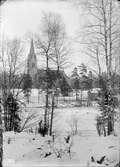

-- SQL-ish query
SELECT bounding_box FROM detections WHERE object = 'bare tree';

[82,0,120,87]
[35,12,58,135]
[0,2,8,166]
[84,44,102,76]
[49,15,70,72]
[48,13,70,136]
[1,38,25,95]
[35,12,69,136]
[81,0,120,135]
[0,38,25,131]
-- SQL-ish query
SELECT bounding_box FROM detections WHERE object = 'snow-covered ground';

[3,89,120,167]
[3,108,120,167]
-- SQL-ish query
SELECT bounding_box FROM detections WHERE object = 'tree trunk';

[76,89,78,101]
[0,101,3,167]
[96,47,101,76]
[80,90,82,106]
[44,55,49,134]
[107,116,113,135]
[103,122,106,137]
[50,93,54,136]
[38,89,40,104]
[44,93,48,132]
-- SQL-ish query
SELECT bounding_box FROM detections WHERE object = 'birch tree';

[81,0,120,135]
[83,0,120,87]
[0,38,25,131]
[35,12,69,136]
[35,13,60,135]
[0,1,8,166]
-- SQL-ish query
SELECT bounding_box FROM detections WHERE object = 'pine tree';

[60,77,70,96]
[97,78,117,136]
[12,98,21,132]
[78,63,87,77]
[71,67,79,79]
[71,67,80,100]
[6,93,21,132]
[22,74,32,103]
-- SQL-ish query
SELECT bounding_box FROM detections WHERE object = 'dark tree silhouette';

[22,74,32,103]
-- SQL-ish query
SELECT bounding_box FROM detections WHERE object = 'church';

[27,39,37,82]
[26,39,72,94]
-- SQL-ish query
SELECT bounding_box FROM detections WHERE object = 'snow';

[3,89,120,167]
[3,130,119,166]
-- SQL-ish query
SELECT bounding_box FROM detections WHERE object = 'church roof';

[37,69,73,90]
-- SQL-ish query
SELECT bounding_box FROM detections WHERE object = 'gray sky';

[0,0,91,75]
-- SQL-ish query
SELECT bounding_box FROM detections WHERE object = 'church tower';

[27,39,37,81]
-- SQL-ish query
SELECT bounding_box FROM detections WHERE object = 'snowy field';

[3,89,120,167]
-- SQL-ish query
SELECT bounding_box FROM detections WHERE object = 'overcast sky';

[0,0,92,75]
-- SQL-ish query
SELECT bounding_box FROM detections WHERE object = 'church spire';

[27,39,37,81]
[30,39,35,55]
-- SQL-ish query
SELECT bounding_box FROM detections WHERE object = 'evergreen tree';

[71,67,80,100]
[5,93,21,132]
[71,67,79,79]
[12,98,21,132]
[78,63,87,77]
[97,78,117,136]
[22,74,32,103]
[60,77,71,96]
[78,63,90,90]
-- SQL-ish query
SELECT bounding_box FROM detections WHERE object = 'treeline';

[71,64,120,93]
[0,67,120,95]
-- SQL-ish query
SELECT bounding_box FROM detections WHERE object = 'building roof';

[37,69,72,90]
[27,39,37,61]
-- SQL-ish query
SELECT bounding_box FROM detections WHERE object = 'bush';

[69,117,79,135]
[4,93,21,132]
[38,120,48,137]
[22,74,32,103]
[97,77,118,136]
